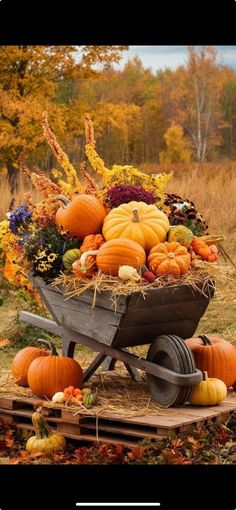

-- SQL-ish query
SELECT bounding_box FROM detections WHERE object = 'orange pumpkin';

[56,194,106,240]
[80,239,146,276]
[72,255,97,279]
[80,234,105,254]
[11,346,50,386]
[148,241,191,277]
[97,239,146,276]
[102,201,170,252]
[186,335,236,388]
[27,341,83,398]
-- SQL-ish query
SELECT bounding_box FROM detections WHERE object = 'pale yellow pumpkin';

[189,371,227,406]
[102,201,170,252]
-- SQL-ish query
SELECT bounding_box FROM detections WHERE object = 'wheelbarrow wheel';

[146,334,196,407]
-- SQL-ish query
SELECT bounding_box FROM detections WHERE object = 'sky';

[117,46,236,72]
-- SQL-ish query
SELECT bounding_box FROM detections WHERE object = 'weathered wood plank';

[128,282,214,308]
[123,300,211,326]
[113,319,201,347]
[42,288,123,321]
[79,421,160,440]
[50,304,119,346]
[31,275,127,313]
[0,397,15,410]
[20,312,63,336]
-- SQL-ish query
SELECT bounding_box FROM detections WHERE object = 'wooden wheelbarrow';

[20,276,215,407]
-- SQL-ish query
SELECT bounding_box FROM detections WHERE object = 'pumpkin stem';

[36,339,58,356]
[56,195,70,207]
[198,335,212,346]
[80,250,99,267]
[202,371,208,381]
[132,208,140,222]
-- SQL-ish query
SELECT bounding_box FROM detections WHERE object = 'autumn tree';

[159,123,192,163]
[157,47,234,161]
[64,58,162,165]
[0,45,127,186]
[220,78,236,158]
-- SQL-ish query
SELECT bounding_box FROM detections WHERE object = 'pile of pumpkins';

[11,339,97,408]
[57,194,220,283]
[187,334,236,406]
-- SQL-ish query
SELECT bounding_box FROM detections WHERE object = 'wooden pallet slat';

[1,392,236,447]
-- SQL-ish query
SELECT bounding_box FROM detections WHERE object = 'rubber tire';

[146,334,196,407]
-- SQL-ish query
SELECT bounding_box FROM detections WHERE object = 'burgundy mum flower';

[106,185,156,208]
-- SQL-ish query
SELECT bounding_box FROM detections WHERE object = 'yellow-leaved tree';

[0,45,127,186]
[159,123,192,163]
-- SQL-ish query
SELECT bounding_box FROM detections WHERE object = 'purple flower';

[9,204,32,235]
[106,185,156,208]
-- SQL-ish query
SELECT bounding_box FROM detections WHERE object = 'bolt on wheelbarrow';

[20,275,215,407]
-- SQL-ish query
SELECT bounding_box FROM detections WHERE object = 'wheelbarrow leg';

[83,353,107,383]
[123,362,143,382]
[102,351,143,382]
[62,338,76,358]
[102,356,117,371]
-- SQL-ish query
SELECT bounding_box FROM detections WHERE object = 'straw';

[0,366,166,418]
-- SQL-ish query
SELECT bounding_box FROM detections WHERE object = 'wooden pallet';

[0,392,236,447]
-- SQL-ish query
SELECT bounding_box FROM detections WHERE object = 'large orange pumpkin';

[56,194,106,240]
[148,241,191,277]
[11,346,50,386]
[27,341,83,398]
[102,201,170,252]
[186,335,236,388]
[81,239,146,276]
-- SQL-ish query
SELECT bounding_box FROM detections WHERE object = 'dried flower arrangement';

[0,113,226,298]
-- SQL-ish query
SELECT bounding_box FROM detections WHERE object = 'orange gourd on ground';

[186,335,236,388]
[56,194,106,240]
[148,241,191,277]
[27,341,83,398]
[11,346,50,386]
[102,201,170,251]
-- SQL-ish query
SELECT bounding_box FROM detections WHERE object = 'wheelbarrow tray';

[20,276,214,406]
[30,276,215,348]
